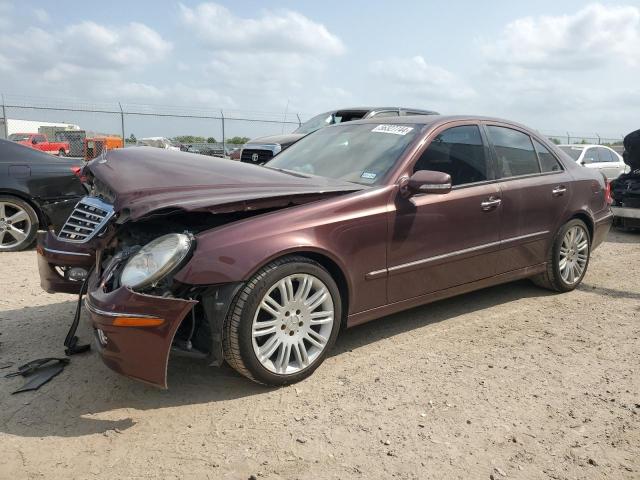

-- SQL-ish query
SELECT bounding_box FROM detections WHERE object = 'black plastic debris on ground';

[5,358,70,394]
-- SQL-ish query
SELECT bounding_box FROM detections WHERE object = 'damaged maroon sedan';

[37,116,612,388]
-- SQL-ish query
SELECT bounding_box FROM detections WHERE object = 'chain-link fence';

[0,93,627,159]
[0,94,303,160]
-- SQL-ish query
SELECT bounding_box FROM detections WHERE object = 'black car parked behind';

[0,139,86,251]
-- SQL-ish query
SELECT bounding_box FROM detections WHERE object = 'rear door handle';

[552,185,567,196]
[481,197,502,211]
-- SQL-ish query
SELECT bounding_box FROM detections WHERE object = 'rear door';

[485,124,572,273]
[596,147,625,179]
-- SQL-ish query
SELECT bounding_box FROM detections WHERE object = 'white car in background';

[558,144,628,179]
[137,137,181,151]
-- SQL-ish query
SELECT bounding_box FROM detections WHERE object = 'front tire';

[223,256,341,386]
[531,219,591,292]
[0,196,39,252]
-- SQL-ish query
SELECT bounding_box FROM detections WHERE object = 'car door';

[580,147,602,173]
[485,124,572,273]
[387,123,501,303]
[596,147,624,179]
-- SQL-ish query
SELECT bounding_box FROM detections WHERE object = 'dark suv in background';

[239,107,439,165]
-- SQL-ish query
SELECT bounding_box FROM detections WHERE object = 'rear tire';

[58,149,66,157]
[223,256,341,386]
[0,196,39,252]
[531,219,591,292]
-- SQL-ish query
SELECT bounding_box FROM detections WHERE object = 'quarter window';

[487,126,540,177]
[413,125,489,186]
[533,139,562,172]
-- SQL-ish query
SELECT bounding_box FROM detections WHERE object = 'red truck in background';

[8,133,70,156]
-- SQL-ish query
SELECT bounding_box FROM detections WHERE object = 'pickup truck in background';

[8,133,71,156]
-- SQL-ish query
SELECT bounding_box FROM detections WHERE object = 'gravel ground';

[0,229,638,480]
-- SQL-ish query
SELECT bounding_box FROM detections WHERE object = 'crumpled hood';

[245,133,305,148]
[87,147,362,220]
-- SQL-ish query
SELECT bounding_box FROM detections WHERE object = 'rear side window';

[487,126,540,177]
[533,139,562,172]
[597,147,614,162]
[370,110,399,118]
[582,148,598,164]
[413,125,489,186]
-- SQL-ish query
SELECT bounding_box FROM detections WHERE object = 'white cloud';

[179,2,345,110]
[482,3,640,70]
[33,8,49,23]
[369,55,476,101]
[179,2,345,56]
[0,21,171,76]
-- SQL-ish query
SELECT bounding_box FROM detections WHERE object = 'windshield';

[267,123,422,185]
[8,134,31,141]
[559,146,584,160]
[294,112,339,135]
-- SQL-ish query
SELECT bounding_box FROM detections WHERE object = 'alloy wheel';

[251,273,335,375]
[558,225,589,285]
[0,201,32,251]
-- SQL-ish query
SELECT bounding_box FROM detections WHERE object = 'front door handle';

[552,185,567,196]
[481,197,502,211]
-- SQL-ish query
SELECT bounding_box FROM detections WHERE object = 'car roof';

[558,144,607,148]
[323,107,440,114]
[346,114,536,130]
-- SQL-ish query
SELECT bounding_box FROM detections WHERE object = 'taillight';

[71,166,87,183]
[604,180,613,205]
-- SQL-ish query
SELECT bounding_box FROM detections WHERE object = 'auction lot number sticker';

[372,125,414,135]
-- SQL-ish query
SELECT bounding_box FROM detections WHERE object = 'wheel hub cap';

[0,202,31,250]
[252,273,335,375]
[558,226,589,285]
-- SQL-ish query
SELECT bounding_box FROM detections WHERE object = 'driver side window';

[413,125,489,186]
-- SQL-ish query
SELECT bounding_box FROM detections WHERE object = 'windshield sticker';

[372,125,414,136]
[361,172,377,180]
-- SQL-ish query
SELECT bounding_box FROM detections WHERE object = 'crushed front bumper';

[85,271,196,388]
[37,230,95,294]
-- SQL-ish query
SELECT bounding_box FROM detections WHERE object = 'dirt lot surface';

[0,230,639,480]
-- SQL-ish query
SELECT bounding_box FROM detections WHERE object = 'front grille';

[58,196,115,243]
[241,149,274,165]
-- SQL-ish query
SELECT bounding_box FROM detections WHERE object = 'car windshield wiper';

[262,166,311,178]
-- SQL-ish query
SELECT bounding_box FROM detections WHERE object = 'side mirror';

[580,160,586,166]
[31,138,38,145]
[406,170,452,195]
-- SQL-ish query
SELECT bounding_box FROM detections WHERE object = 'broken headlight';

[120,233,192,289]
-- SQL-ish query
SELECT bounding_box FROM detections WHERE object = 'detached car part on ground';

[0,139,86,251]
[38,115,612,388]
[239,107,439,165]
[611,128,640,229]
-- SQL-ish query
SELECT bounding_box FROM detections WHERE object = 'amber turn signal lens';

[113,317,164,327]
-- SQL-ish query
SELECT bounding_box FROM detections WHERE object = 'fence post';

[296,113,302,127]
[220,110,225,156]
[1,93,7,140]
[596,133,601,145]
[119,102,125,143]
[566,132,570,144]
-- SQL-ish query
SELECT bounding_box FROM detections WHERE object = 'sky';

[1,0,639,139]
